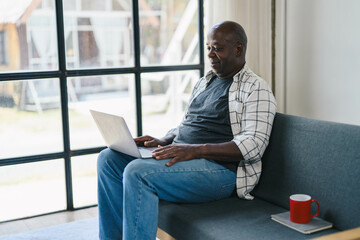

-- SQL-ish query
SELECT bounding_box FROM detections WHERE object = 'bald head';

[210,21,247,55]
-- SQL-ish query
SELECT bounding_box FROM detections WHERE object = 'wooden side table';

[311,227,360,240]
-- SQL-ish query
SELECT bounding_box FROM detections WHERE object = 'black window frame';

[0,0,204,219]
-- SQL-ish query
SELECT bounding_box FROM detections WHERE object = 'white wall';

[204,0,272,87]
[278,0,360,125]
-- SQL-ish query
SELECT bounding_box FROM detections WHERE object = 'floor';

[0,206,175,240]
[0,207,98,237]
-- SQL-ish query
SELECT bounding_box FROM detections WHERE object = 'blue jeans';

[97,148,236,240]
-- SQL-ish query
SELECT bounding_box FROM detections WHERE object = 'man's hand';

[152,143,200,167]
[134,135,168,147]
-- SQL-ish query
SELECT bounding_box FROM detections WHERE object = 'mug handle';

[311,199,320,218]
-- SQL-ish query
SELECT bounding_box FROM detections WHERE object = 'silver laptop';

[90,109,156,158]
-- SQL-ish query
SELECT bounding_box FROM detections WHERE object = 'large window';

[0,0,204,221]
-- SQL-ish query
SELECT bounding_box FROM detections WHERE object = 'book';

[271,211,333,234]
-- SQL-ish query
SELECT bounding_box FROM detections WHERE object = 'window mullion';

[132,0,142,136]
[55,0,73,211]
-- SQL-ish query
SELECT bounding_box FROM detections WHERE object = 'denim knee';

[123,159,144,178]
[123,159,155,184]
[97,148,114,171]
[97,148,130,176]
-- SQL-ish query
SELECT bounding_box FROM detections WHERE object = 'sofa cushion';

[251,113,360,230]
[158,197,338,240]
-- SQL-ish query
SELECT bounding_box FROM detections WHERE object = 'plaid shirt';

[183,64,277,200]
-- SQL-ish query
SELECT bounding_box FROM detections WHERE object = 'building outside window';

[0,31,8,65]
[0,0,204,222]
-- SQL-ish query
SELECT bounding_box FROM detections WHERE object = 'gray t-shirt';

[174,76,233,144]
[174,76,238,171]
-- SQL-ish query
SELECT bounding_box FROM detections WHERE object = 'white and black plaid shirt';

[185,64,277,200]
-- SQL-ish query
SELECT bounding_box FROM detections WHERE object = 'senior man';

[97,21,277,240]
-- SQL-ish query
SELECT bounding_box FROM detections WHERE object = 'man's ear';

[236,44,243,57]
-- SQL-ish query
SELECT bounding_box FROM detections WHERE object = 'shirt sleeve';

[232,79,277,162]
[232,78,277,200]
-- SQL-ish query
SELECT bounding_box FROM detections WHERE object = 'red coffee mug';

[290,194,320,224]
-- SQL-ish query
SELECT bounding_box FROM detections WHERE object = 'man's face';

[206,29,241,79]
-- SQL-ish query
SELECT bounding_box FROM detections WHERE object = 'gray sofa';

[158,113,360,239]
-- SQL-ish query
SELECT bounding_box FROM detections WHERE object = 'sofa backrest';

[252,113,360,230]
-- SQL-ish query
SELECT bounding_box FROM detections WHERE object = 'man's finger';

[154,150,174,160]
[144,140,158,147]
[152,145,170,153]
[166,157,181,167]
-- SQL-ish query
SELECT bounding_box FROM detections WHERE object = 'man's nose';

[207,48,215,58]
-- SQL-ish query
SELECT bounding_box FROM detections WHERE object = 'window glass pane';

[0,0,58,72]
[82,0,106,11]
[63,0,133,69]
[68,74,137,150]
[140,0,199,66]
[142,70,199,137]
[0,160,66,221]
[72,154,98,208]
[0,79,63,159]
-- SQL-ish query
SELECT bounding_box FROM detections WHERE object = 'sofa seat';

[158,197,338,240]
